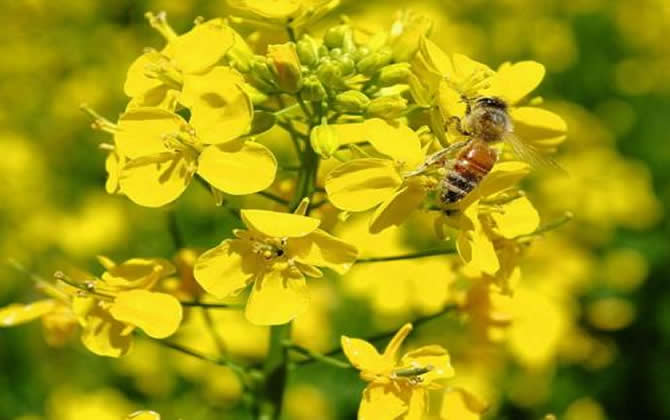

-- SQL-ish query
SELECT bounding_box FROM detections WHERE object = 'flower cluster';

[1,2,575,418]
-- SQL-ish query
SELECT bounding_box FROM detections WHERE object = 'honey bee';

[408,95,561,209]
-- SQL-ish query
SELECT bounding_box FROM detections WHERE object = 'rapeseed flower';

[227,0,340,34]
[342,323,454,420]
[194,203,358,325]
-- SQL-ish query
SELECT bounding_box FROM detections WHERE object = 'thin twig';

[355,248,457,264]
[283,342,352,369]
[257,191,290,206]
[180,301,245,309]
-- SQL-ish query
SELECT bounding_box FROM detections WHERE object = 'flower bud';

[249,56,278,92]
[226,28,255,73]
[357,47,393,76]
[337,54,356,75]
[335,90,370,113]
[378,63,412,86]
[316,60,343,88]
[296,35,320,67]
[324,24,352,49]
[310,121,339,159]
[366,96,408,119]
[302,75,327,101]
[267,43,303,93]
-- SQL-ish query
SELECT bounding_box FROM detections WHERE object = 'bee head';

[475,96,507,110]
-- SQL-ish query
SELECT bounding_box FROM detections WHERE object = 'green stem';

[284,342,352,369]
[167,210,183,250]
[258,323,292,420]
[355,248,457,264]
[257,191,290,206]
[180,302,245,309]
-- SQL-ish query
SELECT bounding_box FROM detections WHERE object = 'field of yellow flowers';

[0,1,668,419]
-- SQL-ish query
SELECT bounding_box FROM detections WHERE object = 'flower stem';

[179,301,244,309]
[283,341,352,369]
[258,323,292,420]
[355,247,457,264]
[257,191,290,206]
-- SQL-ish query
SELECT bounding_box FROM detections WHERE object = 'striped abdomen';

[440,141,497,205]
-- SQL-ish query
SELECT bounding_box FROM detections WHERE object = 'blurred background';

[0,0,668,419]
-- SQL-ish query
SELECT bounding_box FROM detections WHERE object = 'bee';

[407,95,561,209]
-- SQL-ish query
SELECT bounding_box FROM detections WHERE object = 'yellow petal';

[105,151,121,194]
[491,197,540,238]
[449,53,493,85]
[457,204,500,276]
[182,66,253,142]
[482,61,545,105]
[172,19,235,74]
[334,120,424,170]
[400,345,455,384]
[80,302,133,358]
[369,181,426,234]
[510,107,567,144]
[109,290,182,339]
[325,158,403,212]
[120,152,196,207]
[406,388,427,420]
[115,108,187,159]
[0,300,57,327]
[126,411,161,420]
[194,239,258,298]
[341,336,389,374]
[440,389,487,420]
[228,0,302,21]
[288,229,358,274]
[124,51,165,98]
[382,323,413,361]
[241,210,320,238]
[126,86,179,111]
[438,79,467,119]
[197,140,277,195]
[102,258,175,290]
[477,161,531,198]
[359,383,408,420]
[245,269,308,325]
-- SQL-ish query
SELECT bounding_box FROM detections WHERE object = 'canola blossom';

[2,1,596,418]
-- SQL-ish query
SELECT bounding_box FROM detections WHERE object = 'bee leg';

[446,116,470,136]
[404,142,468,177]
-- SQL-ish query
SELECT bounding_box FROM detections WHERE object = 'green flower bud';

[317,60,343,88]
[357,47,393,76]
[335,90,370,113]
[296,35,320,67]
[249,56,278,92]
[310,121,339,159]
[378,63,412,86]
[302,75,327,101]
[324,24,351,49]
[267,43,303,93]
[337,54,356,75]
[366,96,408,119]
[226,28,255,73]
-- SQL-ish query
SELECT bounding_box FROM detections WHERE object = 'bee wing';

[404,140,470,177]
[503,132,566,173]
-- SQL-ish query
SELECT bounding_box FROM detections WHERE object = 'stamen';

[145,11,178,41]
[80,103,117,134]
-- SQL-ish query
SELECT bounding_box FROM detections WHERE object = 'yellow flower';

[440,388,488,420]
[73,256,183,357]
[124,16,235,109]
[342,323,454,420]
[194,204,358,325]
[227,0,340,33]
[414,37,566,153]
[114,68,277,207]
[0,294,78,347]
[325,118,427,233]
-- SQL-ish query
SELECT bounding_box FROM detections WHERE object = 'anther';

[80,103,117,134]
[145,11,178,41]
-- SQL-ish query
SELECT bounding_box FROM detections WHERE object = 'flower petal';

[172,19,235,74]
[80,302,133,358]
[457,203,500,276]
[405,388,427,420]
[197,140,277,195]
[194,239,258,298]
[369,181,426,234]
[182,67,253,142]
[105,152,122,194]
[325,158,403,212]
[491,197,540,238]
[341,336,389,374]
[510,107,567,145]
[334,120,424,170]
[228,0,302,21]
[482,61,545,105]
[109,290,182,339]
[382,323,413,361]
[120,152,196,207]
[477,161,531,198]
[245,269,309,325]
[241,210,320,238]
[359,383,408,420]
[288,229,358,274]
[0,300,57,327]
[440,389,487,420]
[124,51,165,98]
[115,108,187,159]
[126,411,161,420]
[400,345,455,384]
[102,258,175,290]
